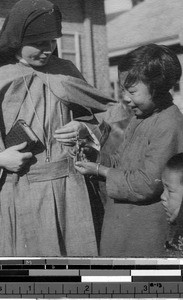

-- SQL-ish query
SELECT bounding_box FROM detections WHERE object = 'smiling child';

[75,44,183,257]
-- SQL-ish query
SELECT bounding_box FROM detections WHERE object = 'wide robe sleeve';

[1,58,114,150]
[35,57,115,115]
[101,108,183,203]
[36,59,115,146]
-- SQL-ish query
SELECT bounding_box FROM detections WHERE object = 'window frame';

[56,31,81,71]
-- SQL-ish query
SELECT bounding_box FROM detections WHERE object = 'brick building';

[107,0,183,112]
[0,0,110,95]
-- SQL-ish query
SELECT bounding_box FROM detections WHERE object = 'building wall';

[0,0,110,95]
[82,0,109,91]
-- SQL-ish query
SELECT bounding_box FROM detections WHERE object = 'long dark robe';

[0,56,114,256]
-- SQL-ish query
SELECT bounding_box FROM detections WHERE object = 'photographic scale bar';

[0,258,182,297]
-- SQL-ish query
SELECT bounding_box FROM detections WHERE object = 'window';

[57,32,81,71]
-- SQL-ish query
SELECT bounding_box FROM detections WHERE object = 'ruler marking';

[0,282,182,297]
[2,261,183,297]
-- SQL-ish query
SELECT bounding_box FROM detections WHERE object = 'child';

[75,44,183,257]
[0,0,114,256]
[161,153,183,257]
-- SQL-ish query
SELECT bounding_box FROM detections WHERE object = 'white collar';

[16,54,30,66]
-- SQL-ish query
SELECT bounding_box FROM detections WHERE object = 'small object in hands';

[5,119,40,152]
[75,133,81,161]
[74,132,86,162]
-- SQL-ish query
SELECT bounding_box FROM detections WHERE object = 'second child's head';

[118,44,182,118]
[161,153,183,224]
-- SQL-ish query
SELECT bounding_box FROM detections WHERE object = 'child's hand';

[75,161,98,176]
[0,142,33,172]
[75,161,109,178]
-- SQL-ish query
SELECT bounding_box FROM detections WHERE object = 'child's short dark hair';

[118,44,182,101]
[166,153,183,184]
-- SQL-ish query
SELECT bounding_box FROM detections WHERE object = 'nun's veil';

[0,0,62,66]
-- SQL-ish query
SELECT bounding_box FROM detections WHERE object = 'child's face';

[119,72,156,118]
[18,39,57,67]
[161,167,183,223]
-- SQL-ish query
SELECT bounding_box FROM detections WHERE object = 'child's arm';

[102,116,183,203]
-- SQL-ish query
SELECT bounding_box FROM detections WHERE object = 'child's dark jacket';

[100,99,183,257]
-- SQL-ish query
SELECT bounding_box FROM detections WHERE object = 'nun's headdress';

[0,0,62,64]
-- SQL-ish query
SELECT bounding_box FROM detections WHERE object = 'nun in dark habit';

[0,0,114,256]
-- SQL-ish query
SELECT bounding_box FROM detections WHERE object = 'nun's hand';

[0,142,33,172]
[54,121,88,146]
